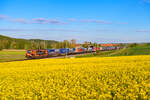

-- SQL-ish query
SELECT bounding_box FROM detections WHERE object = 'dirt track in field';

[0,53,94,63]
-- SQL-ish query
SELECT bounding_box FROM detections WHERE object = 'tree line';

[2,34,148,51]
[0,35,74,50]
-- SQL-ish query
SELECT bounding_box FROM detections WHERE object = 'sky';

[0,0,150,43]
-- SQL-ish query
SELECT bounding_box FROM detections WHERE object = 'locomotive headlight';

[27,54,31,56]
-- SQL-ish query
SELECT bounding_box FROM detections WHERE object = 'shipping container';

[47,49,55,55]
[59,48,69,55]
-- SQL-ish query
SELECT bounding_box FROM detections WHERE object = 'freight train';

[26,46,120,59]
[26,47,95,59]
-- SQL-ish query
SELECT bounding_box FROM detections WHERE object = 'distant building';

[73,44,82,48]
[71,39,76,45]
[100,44,119,47]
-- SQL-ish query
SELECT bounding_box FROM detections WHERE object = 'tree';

[128,43,137,48]
[83,41,89,48]
[63,40,71,48]
[51,42,57,49]
[0,44,2,50]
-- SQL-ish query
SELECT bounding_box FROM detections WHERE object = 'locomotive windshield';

[27,50,31,54]
[37,50,45,55]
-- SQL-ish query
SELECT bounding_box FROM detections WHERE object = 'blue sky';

[0,0,150,43]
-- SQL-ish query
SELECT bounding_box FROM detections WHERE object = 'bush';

[128,43,138,48]
[140,43,150,46]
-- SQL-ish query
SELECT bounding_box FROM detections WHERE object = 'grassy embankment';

[77,44,150,58]
[0,44,150,62]
[0,50,26,62]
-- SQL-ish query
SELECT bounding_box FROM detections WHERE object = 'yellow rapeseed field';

[0,55,150,99]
